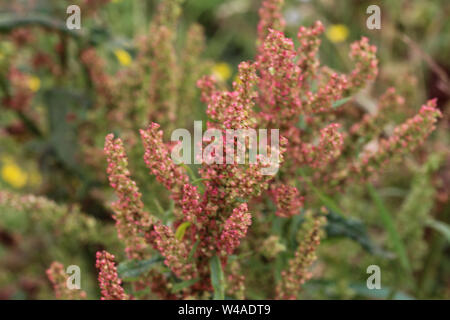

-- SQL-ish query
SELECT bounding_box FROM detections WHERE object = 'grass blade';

[367,184,411,273]
[426,219,450,242]
[210,255,225,300]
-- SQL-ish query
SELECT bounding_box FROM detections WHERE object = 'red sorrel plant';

[46,0,442,300]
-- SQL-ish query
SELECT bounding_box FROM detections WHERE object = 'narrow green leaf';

[298,169,343,216]
[188,239,200,262]
[180,163,198,181]
[367,184,411,273]
[175,221,191,240]
[117,256,164,281]
[426,219,450,242]
[332,96,352,109]
[153,198,165,216]
[0,14,82,38]
[325,210,389,257]
[171,278,199,293]
[180,163,204,193]
[191,178,210,185]
[209,255,225,300]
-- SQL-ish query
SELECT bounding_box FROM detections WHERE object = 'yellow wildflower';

[27,75,41,92]
[114,49,132,67]
[326,24,349,44]
[212,62,232,82]
[1,162,28,189]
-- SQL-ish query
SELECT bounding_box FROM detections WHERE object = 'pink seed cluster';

[95,251,129,300]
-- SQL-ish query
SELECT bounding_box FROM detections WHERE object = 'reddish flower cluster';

[270,183,304,218]
[290,123,344,169]
[350,87,406,138]
[104,134,153,259]
[296,21,324,85]
[99,56,288,294]
[347,37,379,92]
[217,203,252,255]
[181,184,203,225]
[276,214,326,299]
[95,251,129,300]
[152,222,197,280]
[79,0,443,300]
[354,99,442,179]
[257,0,285,47]
[140,123,189,204]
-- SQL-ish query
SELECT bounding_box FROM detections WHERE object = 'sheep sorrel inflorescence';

[46,0,442,300]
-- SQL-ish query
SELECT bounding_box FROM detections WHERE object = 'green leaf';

[175,221,191,240]
[298,169,343,216]
[171,278,199,293]
[180,163,198,181]
[332,97,352,109]
[426,219,450,242]
[44,88,90,171]
[117,256,164,281]
[325,210,388,256]
[180,164,204,193]
[0,14,82,38]
[209,255,225,300]
[367,184,411,273]
[188,239,200,262]
[191,178,210,186]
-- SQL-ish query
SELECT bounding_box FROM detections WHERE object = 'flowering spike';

[104,134,153,259]
[276,214,326,299]
[256,29,301,127]
[217,203,252,255]
[95,251,129,300]
[146,0,183,126]
[257,0,285,47]
[152,222,197,280]
[293,123,344,168]
[296,21,325,85]
[206,62,257,130]
[140,122,189,203]
[303,71,348,114]
[346,37,378,94]
[181,183,204,225]
[197,75,219,106]
[350,87,406,138]
[355,99,442,179]
[270,183,304,218]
